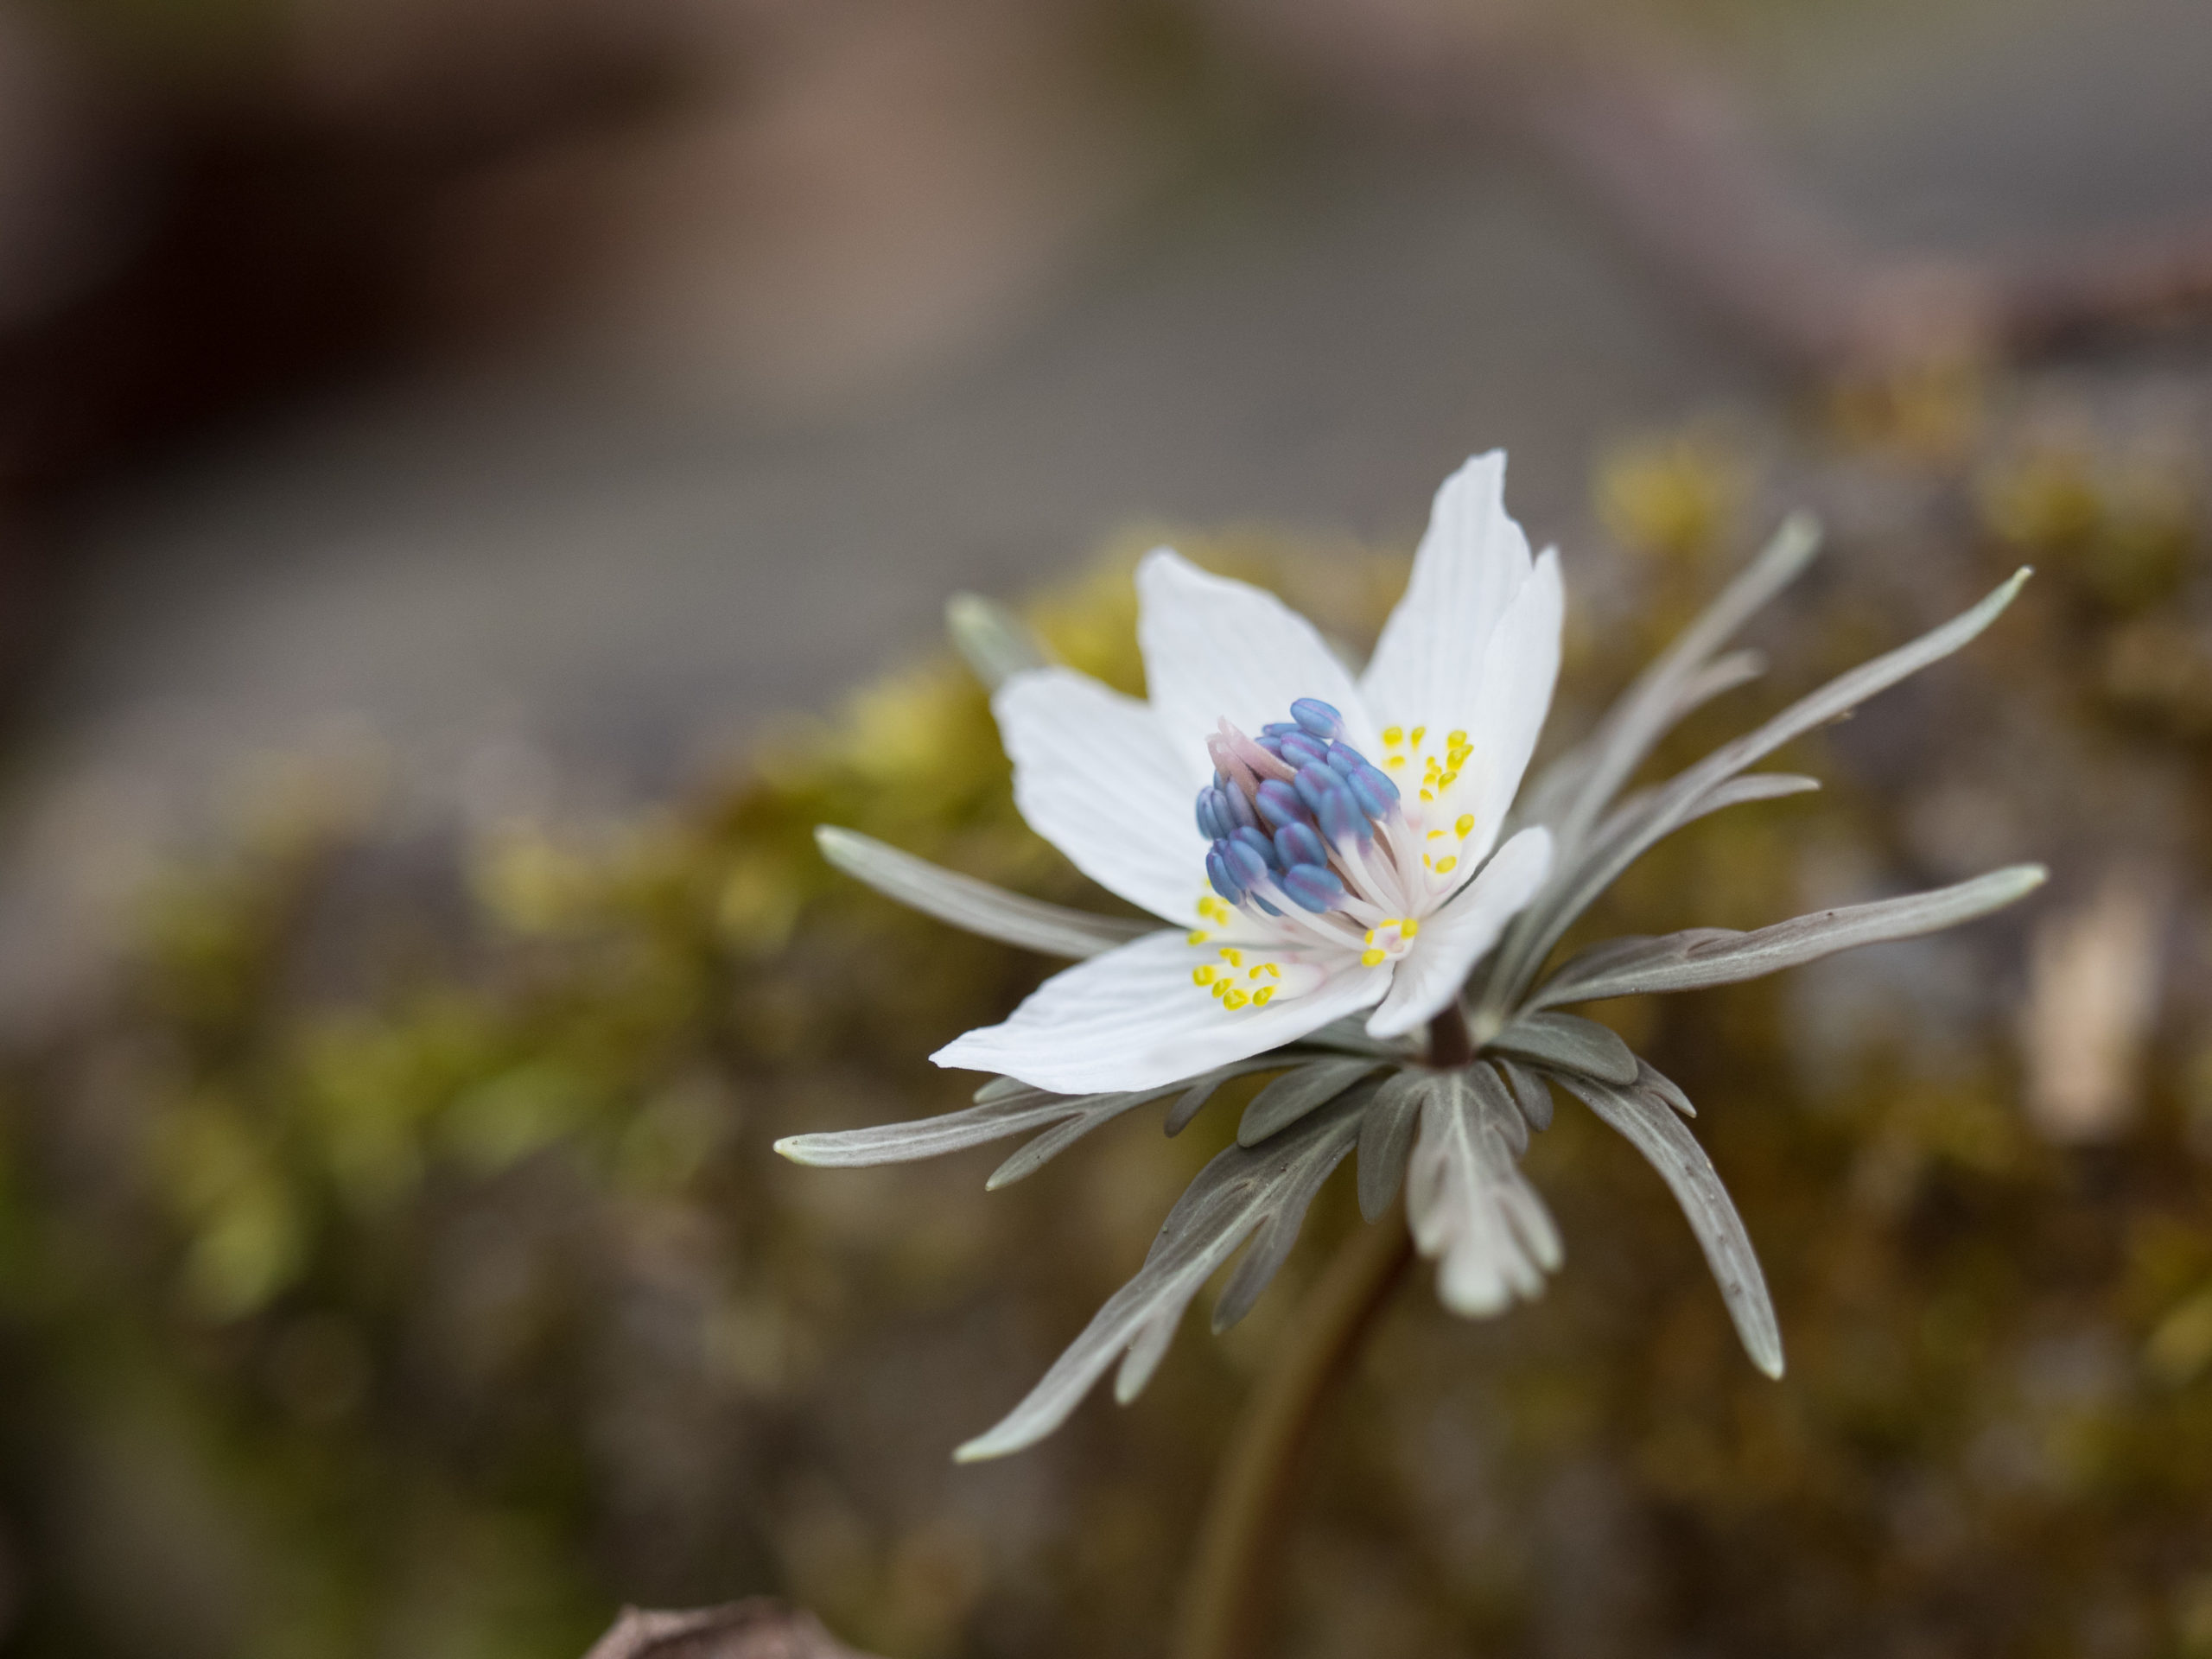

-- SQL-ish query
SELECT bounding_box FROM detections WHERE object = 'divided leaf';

[778,1077,1176,1182]
[1532,512,1820,860]
[1238,1058,1389,1146]
[1492,1057,1555,1132]
[1405,1067,1560,1317]
[1542,1062,1783,1377]
[955,1099,1364,1461]
[1487,1011,1639,1086]
[1485,565,2029,1015]
[1163,1058,1287,1135]
[946,592,1054,689]
[1356,1069,1429,1221]
[815,826,1154,960]
[1529,863,2048,1008]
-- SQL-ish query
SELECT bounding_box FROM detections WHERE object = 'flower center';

[1184,699,1491,1011]
[1193,697,1404,919]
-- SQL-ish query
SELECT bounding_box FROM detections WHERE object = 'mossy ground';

[1,376,2209,1658]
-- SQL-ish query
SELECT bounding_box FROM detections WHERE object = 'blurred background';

[0,0,2209,1654]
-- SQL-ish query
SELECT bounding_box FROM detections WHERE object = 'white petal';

[995,666,1206,925]
[1458,549,1563,864]
[1368,827,1552,1038]
[1135,550,1377,785]
[933,930,1387,1094]
[1360,452,1535,737]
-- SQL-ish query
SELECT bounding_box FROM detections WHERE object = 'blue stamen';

[1223,836,1271,889]
[1356,759,1400,802]
[1274,822,1327,869]
[1221,782,1259,832]
[1290,698,1344,741]
[1344,765,1396,819]
[1255,779,1313,831]
[1232,825,1281,871]
[1206,845,1243,904]
[1317,787,1367,846]
[1192,702,1398,923]
[1280,864,1346,912]
[1291,763,1344,817]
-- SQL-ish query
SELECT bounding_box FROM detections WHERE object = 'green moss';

[0,422,2205,1656]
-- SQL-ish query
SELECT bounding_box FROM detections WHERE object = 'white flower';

[931,452,1563,1094]
[786,454,2045,1461]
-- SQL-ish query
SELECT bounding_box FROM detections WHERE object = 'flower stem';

[1428,1003,1476,1068]
[1170,1204,1414,1659]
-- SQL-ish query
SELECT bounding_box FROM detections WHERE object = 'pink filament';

[1205,719,1295,799]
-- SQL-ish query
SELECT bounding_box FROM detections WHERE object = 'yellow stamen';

[1436,856,1458,874]
[1192,965,1216,986]
[1261,963,1281,977]
[1360,948,1386,968]
[1253,987,1274,1006]
[1224,988,1250,1010]
[1427,829,1444,840]
[1382,725,1404,746]
[1455,814,1474,837]
[1423,854,1433,869]
[1447,728,1466,746]
[1218,947,1243,966]
[1439,769,1459,787]
[1410,726,1427,744]
[1402,918,1420,938]
[1420,788,1434,802]
[1385,754,1408,768]
[1363,928,1376,944]
[1188,929,1210,944]
[1212,980,1228,999]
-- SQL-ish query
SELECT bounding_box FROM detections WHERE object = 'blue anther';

[1345,765,1398,820]
[1195,792,1222,841]
[1274,821,1327,869]
[1232,825,1281,871]
[1221,783,1259,832]
[1278,731,1331,769]
[1255,779,1314,830]
[1325,743,1362,777]
[1317,787,1367,846]
[1262,721,1302,740]
[1280,863,1346,912]
[1223,836,1271,889]
[1290,698,1344,741]
[1291,763,1344,816]
[1357,760,1400,802]
[1206,845,1243,904]
[1255,734,1287,760]
[1252,893,1284,917]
